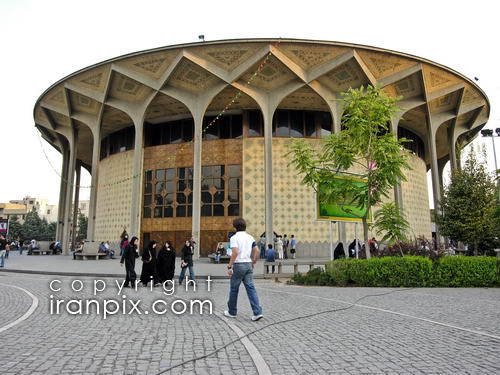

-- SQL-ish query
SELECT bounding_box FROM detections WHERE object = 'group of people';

[119,237,195,288]
[259,233,297,260]
[98,241,115,259]
[0,235,64,267]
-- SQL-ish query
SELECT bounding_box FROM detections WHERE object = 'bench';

[74,242,108,260]
[208,253,231,263]
[263,260,326,281]
[28,241,52,255]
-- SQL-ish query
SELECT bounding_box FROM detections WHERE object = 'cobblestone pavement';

[0,272,499,374]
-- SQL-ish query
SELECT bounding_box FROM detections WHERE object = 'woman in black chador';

[120,236,139,287]
[157,240,176,283]
[140,240,158,286]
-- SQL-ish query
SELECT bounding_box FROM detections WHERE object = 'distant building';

[0,203,28,222]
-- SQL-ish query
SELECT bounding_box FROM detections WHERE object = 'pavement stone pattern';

[0,271,499,374]
[0,281,33,327]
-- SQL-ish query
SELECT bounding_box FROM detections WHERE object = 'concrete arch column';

[62,127,78,255]
[87,122,101,241]
[71,162,82,250]
[55,138,69,243]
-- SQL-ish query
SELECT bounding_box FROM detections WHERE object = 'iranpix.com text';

[48,277,213,319]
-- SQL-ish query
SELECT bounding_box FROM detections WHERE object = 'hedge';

[433,256,498,287]
[292,256,499,287]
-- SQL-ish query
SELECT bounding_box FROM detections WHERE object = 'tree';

[76,212,88,242]
[22,208,44,240]
[7,215,22,240]
[373,202,410,256]
[47,222,57,241]
[436,148,499,255]
[289,86,410,258]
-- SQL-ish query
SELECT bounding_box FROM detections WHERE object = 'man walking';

[0,234,9,268]
[224,217,263,321]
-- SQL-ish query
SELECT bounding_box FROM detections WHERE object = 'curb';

[0,268,264,280]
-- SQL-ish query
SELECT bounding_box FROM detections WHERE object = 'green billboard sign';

[316,175,370,222]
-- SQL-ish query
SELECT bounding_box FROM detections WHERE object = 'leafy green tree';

[373,202,410,256]
[76,213,88,242]
[289,86,410,258]
[40,218,50,241]
[7,215,22,240]
[22,208,44,240]
[436,148,499,255]
[47,222,57,241]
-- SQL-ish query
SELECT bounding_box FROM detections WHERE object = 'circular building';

[33,38,490,256]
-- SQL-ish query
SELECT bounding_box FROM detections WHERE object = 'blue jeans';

[179,265,195,284]
[227,262,262,316]
[0,251,5,267]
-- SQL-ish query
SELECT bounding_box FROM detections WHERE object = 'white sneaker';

[251,314,263,321]
[223,310,237,318]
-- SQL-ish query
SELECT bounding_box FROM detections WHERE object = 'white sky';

[0,0,499,206]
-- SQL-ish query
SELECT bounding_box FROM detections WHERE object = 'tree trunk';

[362,217,371,258]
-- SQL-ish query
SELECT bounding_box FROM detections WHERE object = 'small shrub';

[328,256,433,287]
[294,256,498,287]
[432,256,498,287]
[291,267,334,286]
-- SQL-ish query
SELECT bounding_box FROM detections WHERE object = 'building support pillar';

[56,142,69,243]
[130,120,144,238]
[448,122,458,172]
[62,128,77,255]
[338,221,348,257]
[428,129,441,245]
[87,125,101,241]
[192,112,203,259]
[390,115,404,211]
[71,162,81,250]
[263,107,274,246]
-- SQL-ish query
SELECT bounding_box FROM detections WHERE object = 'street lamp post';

[481,128,500,200]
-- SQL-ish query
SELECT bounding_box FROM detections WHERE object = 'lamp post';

[481,128,500,200]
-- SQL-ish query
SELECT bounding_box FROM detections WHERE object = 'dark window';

[144,119,194,147]
[275,110,289,136]
[290,111,304,138]
[100,126,135,160]
[143,167,193,219]
[248,110,263,137]
[271,110,332,138]
[143,164,241,218]
[305,112,317,137]
[203,114,243,140]
[398,127,425,160]
[319,112,333,136]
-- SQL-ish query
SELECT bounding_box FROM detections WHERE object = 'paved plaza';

[0,254,499,374]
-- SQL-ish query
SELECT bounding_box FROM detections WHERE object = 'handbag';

[181,261,188,268]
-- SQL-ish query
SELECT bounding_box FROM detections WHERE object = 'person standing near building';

[140,240,158,287]
[259,236,266,259]
[290,234,297,259]
[265,244,276,274]
[120,234,129,258]
[282,234,289,259]
[120,236,139,288]
[178,239,195,284]
[224,217,263,321]
[0,234,9,268]
[157,240,176,283]
[276,236,284,260]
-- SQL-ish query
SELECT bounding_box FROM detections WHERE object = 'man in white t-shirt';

[224,218,263,321]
